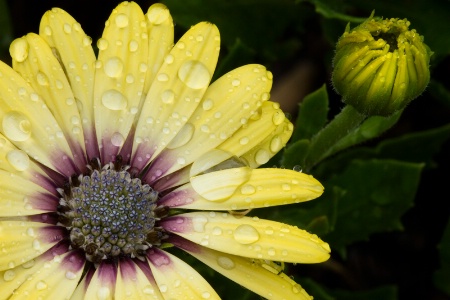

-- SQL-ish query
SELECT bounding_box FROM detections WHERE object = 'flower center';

[58,159,166,263]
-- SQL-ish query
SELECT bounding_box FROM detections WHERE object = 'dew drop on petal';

[157,73,169,82]
[178,60,211,89]
[202,99,213,111]
[192,215,208,233]
[3,270,15,281]
[166,123,194,149]
[101,89,128,110]
[212,226,223,236]
[97,38,108,51]
[63,23,72,34]
[97,287,111,300]
[36,72,49,86]
[65,271,77,280]
[161,89,175,104]
[104,57,123,78]
[292,284,303,294]
[255,149,270,165]
[233,224,260,244]
[239,137,249,145]
[202,292,211,299]
[164,54,174,64]
[159,284,168,293]
[147,5,170,25]
[36,280,48,290]
[272,110,285,125]
[33,239,41,250]
[217,256,235,270]
[9,38,29,62]
[115,13,129,28]
[110,132,125,147]
[3,111,32,142]
[231,79,241,87]
[270,135,282,153]
[142,285,155,295]
[240,184,256,195]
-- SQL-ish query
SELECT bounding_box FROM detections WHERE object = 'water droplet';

[147,4,170,25]
[36,71,49,86]
[261,92,270,101]
[97,286,111,300]
[192,215,208,233]
[115,13,129,28]
[63,23,72,34]
[293,165,302,172]
[265,227,274,235]
[161,89,175,104]
[255,149,270,165]
[164,54,174,64]
[43,26,52,36]
[177,41,186,49]
[272,110,285,125]
[9,38,29,62]
[128,40,139,52]
[202,291,211,299]
[101,89,128,110]
[167,123,194,149]
[217,256,235,270]
[83,36,92,47]
[97,38,108,51]
[177,157,186,165]
[65,271,77,280]
[240,184,256,195]
[379,76,386,83]
[104,57,123,78]
[202,99,213,111]
[178,60,211,89]
[142,285,155,295]
[212,226,223,235]
[233,224,260,244]
[231,79,241,87]
[36,280,48,290]
[110,132,124,147]
[200,125,210,133]
[3,270,15,281]
[282,183,291,191]
[159,284,168,293]
[292,284,303,294]
[239,137,249,145]
[157,73,169,82]
[267,248,276,256]
[22,259,35,268]
[270,136,282,153]
[3,111,32,142]
[33,239,41,250]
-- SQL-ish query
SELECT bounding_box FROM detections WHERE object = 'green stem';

[303,105,367,171]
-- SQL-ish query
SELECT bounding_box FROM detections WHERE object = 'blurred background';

[1,0,449,299]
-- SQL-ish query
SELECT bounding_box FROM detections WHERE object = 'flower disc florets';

[332,13,432,116]
[58,158,161,263]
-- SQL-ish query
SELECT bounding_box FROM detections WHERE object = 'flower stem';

[303,105,367,171]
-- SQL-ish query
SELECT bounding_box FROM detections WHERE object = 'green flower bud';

[332,13,432,116]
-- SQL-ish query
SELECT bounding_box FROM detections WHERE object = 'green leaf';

[323,159,423,250]
[292,84,330,142]
[434,219,450,296]
[301,0,368,23]
[281,139,310,169]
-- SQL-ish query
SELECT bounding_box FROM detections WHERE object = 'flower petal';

[12,33,87,169]
[172,236,313,300]
[1,248,85,299]
[0,170,58,216]
[0,221,64,271]
[160,168,323,210]
[115,258,164,299]
[93,2,149,162]
[218,101,293,168]
[144,3,174,91]
[0,60,75,176]
[132,22,220,171]
[161,212,330,263]
[143,64,272,183]
[84,261,117,300]
[147,248,220,299]
[39,7,98,159]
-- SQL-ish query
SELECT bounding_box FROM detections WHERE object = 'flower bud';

[332,13,432,116]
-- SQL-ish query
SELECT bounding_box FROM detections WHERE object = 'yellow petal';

[0,221,64,271]
[144,3,174,91]
[132,22,220,171]
[0,60,75,176]
[0,170,58,216]
[143,64,273,182]
[161,212,330,263]
[115,259,164,300]
[84,262,117,300]
[12,33,87,167]
[147,248,220,299]
[160,168,323,210]
[0,248,85,300]
[174,238,312,300]
[39,7,98,159]
[93,2,148,162]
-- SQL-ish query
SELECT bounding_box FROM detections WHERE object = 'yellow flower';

[0,2,330,299]
[332,14,432,116]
